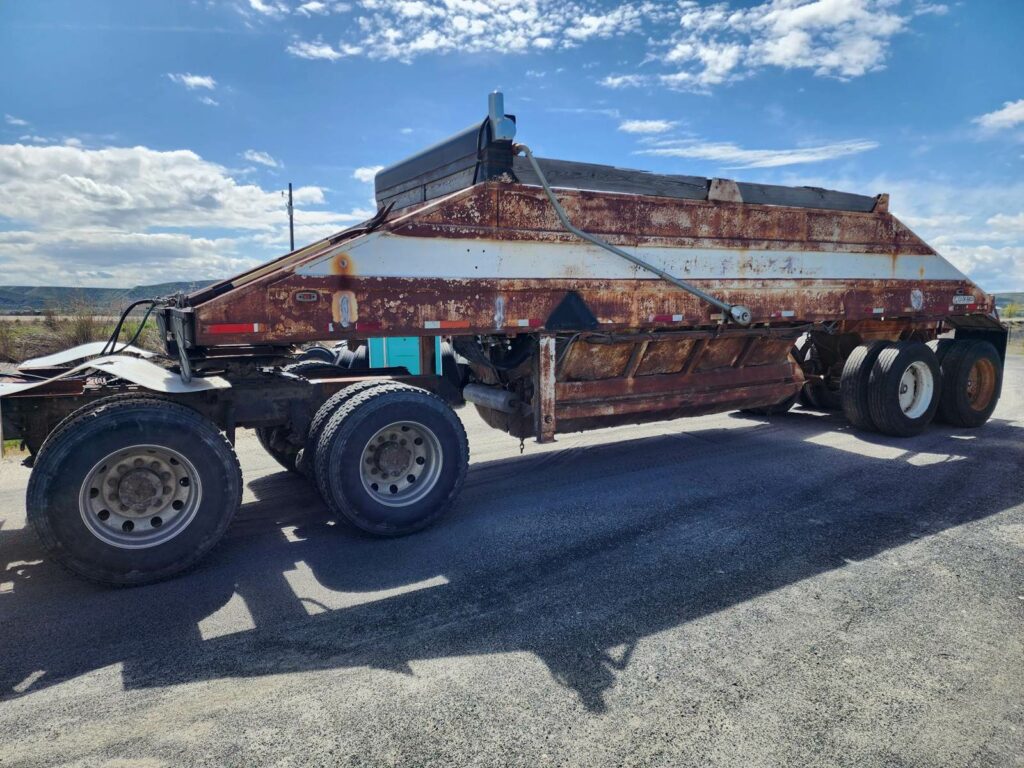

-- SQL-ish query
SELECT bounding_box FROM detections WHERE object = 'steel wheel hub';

[966,358,996,410]
[898,361,934,419]
[359,421,443,507]
[79,445,202,549]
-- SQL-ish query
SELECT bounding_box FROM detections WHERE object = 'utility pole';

[287,182,295,252]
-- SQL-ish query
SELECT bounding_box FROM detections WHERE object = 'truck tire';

[297,380,415,477]
[809,378,842,411]
[867,342,942,437]
[934,339,1002,427]
[254,360,350,472]
[27,397,241,586]
[840,341,892,431]
[315,386,468,536]
[254,426,300,473]
[926,338,956,367]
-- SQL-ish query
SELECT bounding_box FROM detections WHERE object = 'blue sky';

[1,0,1022,290]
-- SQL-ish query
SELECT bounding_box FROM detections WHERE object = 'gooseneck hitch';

[514,143,752,326]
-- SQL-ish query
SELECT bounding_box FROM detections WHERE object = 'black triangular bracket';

[546,291,599,331]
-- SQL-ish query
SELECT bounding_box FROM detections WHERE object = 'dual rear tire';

[841,339,1002,436]
[311,384,469,536]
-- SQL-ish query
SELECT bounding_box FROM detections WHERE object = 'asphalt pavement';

[1,358,1022,767]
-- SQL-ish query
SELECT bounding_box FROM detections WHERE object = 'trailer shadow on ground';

[1,410,1022,713]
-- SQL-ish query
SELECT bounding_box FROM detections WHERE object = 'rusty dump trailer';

[0,92,1008,585]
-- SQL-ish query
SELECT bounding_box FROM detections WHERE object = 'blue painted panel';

[367,337,443,375]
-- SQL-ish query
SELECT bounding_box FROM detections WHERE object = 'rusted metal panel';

[192,275,988,347]
[560,341,633,381]
[635,338,697,376]
[555,360,795,401]
[556,380,796,422]
[534,335,557,443]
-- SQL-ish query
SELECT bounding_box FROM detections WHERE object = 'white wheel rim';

[359,421,443,507]
[79,444,203,549]
[898,361,934,419]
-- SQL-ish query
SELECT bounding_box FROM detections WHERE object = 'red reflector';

[355,321,382,331]
[207,322,262,335]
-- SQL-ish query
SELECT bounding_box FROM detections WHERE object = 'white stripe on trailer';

[297,231,971,283]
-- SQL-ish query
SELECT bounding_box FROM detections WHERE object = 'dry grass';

[0,304,162,363]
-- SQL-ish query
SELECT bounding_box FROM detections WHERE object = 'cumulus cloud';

[637,137,879,168]
[602,0,910,91]
[243,149,280,168]
[619,119,677,134]
[0,143,368,285]
[4,114,29,127]
[972,99,1024,132]
[167,73,217,91]
[353,165,384,183]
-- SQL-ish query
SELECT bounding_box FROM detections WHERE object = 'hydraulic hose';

[513,143,752,326]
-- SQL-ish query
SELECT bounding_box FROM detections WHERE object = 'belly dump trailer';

[0,92,1007,585]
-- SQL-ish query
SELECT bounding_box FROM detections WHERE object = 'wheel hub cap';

[79,445,202,549]
[359,421,443,507]
[117,468,165,511]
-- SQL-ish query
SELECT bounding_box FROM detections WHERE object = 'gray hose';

[514,143,752,326]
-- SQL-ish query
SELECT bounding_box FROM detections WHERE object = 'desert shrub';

[0,321,16,363]
[58,301,104,348]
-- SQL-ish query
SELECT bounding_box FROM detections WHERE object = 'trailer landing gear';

[27,397,242,586]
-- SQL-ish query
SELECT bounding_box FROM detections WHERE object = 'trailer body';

[0,92,1007,584]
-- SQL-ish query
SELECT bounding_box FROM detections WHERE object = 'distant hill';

[0,282,216,313]
[995,292,1024,309]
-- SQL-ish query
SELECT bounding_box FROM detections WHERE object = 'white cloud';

[600,73,650,89]
[619,119,677,134]
[243,149,280,168]
[286,37,362,60]
[297,1,330,14]
[287,0,654,63]
[637,137,878,168]
[564,5,646,41]
[987,212,1024,233]
[199,96,220,107]
[0,143,368,286]
[972,99,1024,132]
[275,1,941,93]
[5,114,29,127]
[167,73,217,91]
[353,165,384,183]
[599,0,910,91]
[249,0,289,17]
